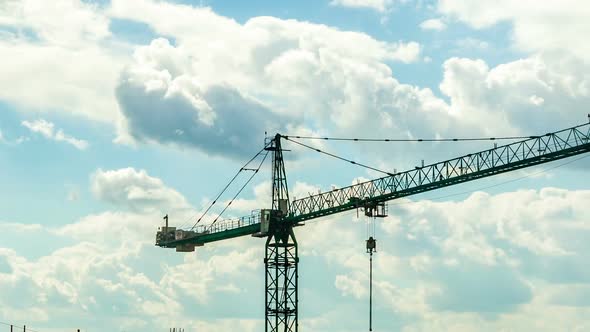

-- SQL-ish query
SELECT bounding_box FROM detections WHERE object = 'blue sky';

[1,0,590,331]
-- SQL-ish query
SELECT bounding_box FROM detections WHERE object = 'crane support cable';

[283,136,394,176]
[281,134,536,142]
[188,142,272,231]
[206,150,270,231]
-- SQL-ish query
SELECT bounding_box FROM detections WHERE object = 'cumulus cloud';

[440,56,590,135]
[438,0,590,60]
[1,0,587,170]
[108,0,424,157]
[0,166,263,329]
[0,0,124,123]
[116,40,288,159]
[455,37,489,50]
[329,0,394,12]
[0,0,110,45]
[0,214,264,331]
[420,18,447,31]
[107,0,589,172]
[91,167,190,212]
[22,119,89,150]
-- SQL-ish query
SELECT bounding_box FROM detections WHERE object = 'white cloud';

[330,0,394,12]
[0,0,586,169]
[0,210,264,331]
[116,39,289,158]
[108,0,424,156]
[455,37,489,50]
[420,18,447,31]
[22,119,89,150]
[439,56,590,136]
[0,0,111,46]
[438,0,590,60]
[0,0,125,123]
[108,0,589,169]
[107,0,583,170]
[91,167,190,212]
[23,118,53,137]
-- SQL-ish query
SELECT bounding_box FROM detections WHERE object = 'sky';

[1,0,590,331]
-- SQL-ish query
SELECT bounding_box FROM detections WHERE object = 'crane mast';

[156,121,590,332]
[263,134,298,332]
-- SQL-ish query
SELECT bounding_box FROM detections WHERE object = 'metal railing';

[188,210,262,235]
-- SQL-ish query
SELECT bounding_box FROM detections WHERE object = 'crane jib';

[289,123,590,223]
[158,122,590,248]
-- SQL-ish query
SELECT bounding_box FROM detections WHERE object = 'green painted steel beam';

[158,223,261,247]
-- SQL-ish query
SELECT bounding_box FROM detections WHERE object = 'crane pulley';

[156,120,590,332]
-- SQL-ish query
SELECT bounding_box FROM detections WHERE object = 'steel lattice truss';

[287,123,590,224]
[265,231,298,332]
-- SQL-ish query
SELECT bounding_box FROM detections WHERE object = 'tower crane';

[156,121,590,332]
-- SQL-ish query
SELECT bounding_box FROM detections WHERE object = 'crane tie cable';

[283,136,394,176]
[281,134,537,142]
[188,141,272,231]
[284,134,579,185]
[206,150,270,231]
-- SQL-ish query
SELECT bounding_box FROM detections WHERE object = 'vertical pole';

[366,235,376,332]
[369,252,373,332]
[23,326,25,332]
[10,325,13,332]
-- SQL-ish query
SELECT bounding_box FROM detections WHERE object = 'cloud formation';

[116,40,287,159]
[109,0,422,157]
[91,167,189,212]
[22,119,89,150]
[0,0,124,123]
[438,0,590,60]
[420,18,447,31]
[329,0,394,12]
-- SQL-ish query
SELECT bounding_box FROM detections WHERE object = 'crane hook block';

[366,236,376,254]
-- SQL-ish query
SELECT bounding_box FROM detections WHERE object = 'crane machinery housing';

[156,121,590,332]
